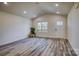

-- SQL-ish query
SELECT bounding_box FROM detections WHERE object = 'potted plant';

[28,27,36,37]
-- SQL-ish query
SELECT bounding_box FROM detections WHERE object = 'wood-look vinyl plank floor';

[0,38,77,56]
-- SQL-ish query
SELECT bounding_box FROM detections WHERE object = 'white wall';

[0,11,32,46]
[33,14,67,39]
[67,3,79,55]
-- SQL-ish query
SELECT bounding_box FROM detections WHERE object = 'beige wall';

[67,3,79,55]
[33,14,67,39]
[0,11,32,46]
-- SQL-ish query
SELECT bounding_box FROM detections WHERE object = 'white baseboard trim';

[74,48,79,56]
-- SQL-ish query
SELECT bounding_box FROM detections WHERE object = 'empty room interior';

[0,2,79,56]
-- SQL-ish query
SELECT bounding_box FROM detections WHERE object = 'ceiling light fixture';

[56,4,59,6]
[24,11,27,14]
[3,2,8,5]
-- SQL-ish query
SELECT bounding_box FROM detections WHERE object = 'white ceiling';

[0,2,74,19]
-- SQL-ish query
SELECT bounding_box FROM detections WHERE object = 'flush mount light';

[55,4,59,6]
[24,11,27,14]
[3,2,8,5]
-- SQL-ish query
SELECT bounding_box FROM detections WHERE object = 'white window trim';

[37,21,48,32]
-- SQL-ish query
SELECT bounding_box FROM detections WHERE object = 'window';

[37,21,48,32]
[56,21,63,26]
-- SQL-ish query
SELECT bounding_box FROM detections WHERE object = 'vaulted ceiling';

[0,2,74,19]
